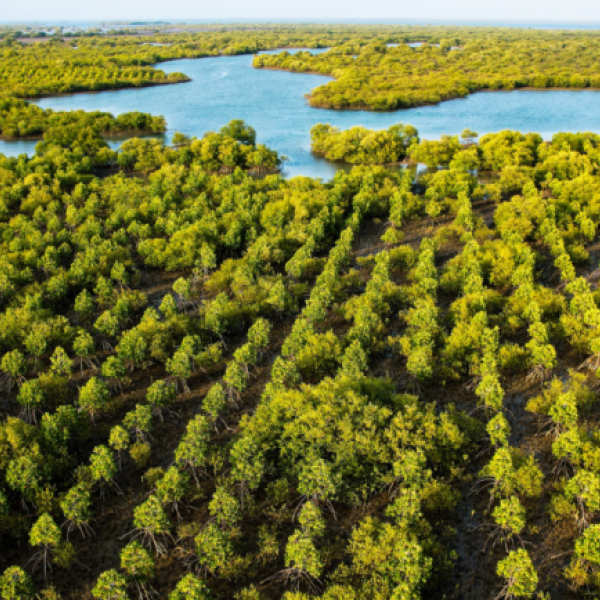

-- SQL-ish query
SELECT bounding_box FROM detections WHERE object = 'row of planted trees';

[0,114,426,597]
[6,119,600,599]
[383,131,600,598]
[0,115,275,596]
[81,161,415,598]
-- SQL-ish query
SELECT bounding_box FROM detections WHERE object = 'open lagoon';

[2,47,600,178]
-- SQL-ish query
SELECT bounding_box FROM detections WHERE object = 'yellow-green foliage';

[254,28,600,110]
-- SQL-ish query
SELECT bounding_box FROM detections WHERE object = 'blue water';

[3,47,600,179]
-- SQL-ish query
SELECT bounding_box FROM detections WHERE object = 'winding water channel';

[3,47,600,178]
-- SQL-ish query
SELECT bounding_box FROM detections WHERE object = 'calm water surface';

[3,48,600,179]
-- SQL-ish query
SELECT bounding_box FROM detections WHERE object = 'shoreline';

[254,64,600,111]
[0,128,167,142]
[306,84,600,112]
[19,76,191,102]
[310,148,412,168]
[94,164,281,179]
[253,64,332,79]
[11,47,329,103]
[2,51,600,151]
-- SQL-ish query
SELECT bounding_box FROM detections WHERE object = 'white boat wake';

[204,72,228,81]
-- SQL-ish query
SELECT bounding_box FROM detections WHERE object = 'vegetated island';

[252,29,600,110]
[0,98,168,140]
[0,25,401,103]
[310,122,419,165]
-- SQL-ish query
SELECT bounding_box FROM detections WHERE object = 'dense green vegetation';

[0,36,190,98]
[253,28,600,110]
[2,109,600,598]
[0,98,166,139]
[310,123,419,164]
[0,25,380,101]
[5,24,600,117]
[4,20,600,600]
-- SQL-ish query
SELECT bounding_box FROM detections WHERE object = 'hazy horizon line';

[3,18,600,26]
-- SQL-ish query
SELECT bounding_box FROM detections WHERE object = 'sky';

[3,0,600,25]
